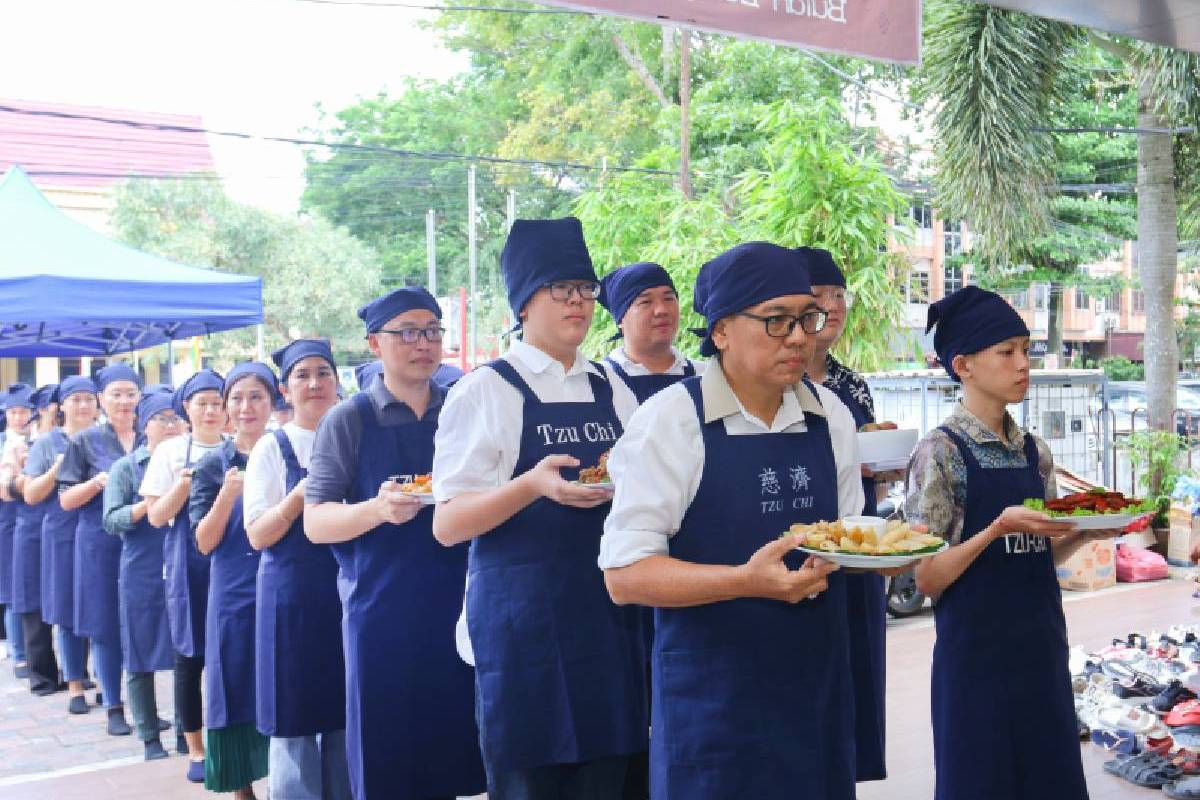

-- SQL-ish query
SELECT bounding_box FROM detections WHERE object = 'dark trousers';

[174,652,203,733]
[19,611,57,692]
[488,755,631,800]
[128,672,165,742]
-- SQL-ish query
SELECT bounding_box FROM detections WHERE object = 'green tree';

[110,178,383,366]
[917,0,1200,431]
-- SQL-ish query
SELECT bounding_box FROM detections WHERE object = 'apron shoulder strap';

[1022,433,1041,473]
[485,359,538,405]
[937,425,981,472]
[586,364,615,406]
[605,357,634,387]
[351,391,377,432]
[682,375,705,425]
[682,360,697,377]
[273,427,299,471]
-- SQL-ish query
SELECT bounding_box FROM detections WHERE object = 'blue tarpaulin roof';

[0,165,262,357]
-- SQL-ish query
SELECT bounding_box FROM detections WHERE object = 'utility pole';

[426,208,438,295]
[468,165,478,369]
[679,27,693,199]
[506,189,517,231]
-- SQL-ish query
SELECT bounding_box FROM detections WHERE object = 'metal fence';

[865,369,1112,488]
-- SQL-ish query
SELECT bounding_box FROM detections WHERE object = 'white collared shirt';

[244,423,315,526]
[598,363,865,570]
[601,346,706,411]
[432,338,640,665]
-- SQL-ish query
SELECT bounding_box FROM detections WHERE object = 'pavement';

[2,578,1198,798]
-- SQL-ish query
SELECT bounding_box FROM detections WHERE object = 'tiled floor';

[2,578,1196,798]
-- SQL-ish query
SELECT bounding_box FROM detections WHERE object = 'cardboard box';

[1167,507,1200,567]
[1056,538,1117,591]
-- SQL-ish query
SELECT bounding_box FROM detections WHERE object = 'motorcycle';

[877,497,930,618]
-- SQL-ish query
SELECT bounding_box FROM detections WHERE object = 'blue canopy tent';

[0,165,262,357]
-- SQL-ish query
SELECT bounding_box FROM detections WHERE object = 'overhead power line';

[292,0,584,11]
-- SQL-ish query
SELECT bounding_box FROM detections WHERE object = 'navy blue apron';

[163,437,210,658]
[205,442,260,728]
[12,438,45,614]
[73,427,134,643]
[0,498,17,607]
[932,427,1087,800]
[605,358,696,405]
[825,377,887,782]
[651,378,854,799]
[338,391,484,800]
[466,359,647,773]
[255,428,345,737]
[117,452,174,673]
[41,431,78,628]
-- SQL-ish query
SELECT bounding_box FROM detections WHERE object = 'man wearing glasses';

[432,217,646,799]
[599,243,867,799]
[305,287,485,800]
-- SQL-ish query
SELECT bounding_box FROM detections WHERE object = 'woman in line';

[59,364,142,736]
[909,286,1114,800]
[102,384,179,760]
[0,384,34,680]
[192,363,276,798]
[246,340,349,800]
[140,369,227,782]
[10,385,61,695]
[26,376,97,714]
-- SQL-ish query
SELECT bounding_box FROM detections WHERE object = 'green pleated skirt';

[205,723,269,792]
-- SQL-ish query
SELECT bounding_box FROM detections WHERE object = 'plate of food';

[573,451,614,490]
[390,474,436,505]
[788,517,948,568]
[1023,490,1155,531]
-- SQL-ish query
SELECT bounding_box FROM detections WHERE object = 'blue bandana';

[799,247,845,288]
[501,217,597,321]
[173,369,224,422]
[354,360,382,391]
[224,362,279,401]
[95,363,142,392]
[271,339,336,383]
[598,262,675,339]
[357,287,442,334]
[4,383,35,410]
[273,395,293,413]
[136,386,176,430]
[692,242,813,357]
[57,376,98,403]
[32,384,59,409]
[927,286,1030,382]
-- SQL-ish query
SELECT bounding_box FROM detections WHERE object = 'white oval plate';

[1049,512,1148,531]
[796,542,949,569]
[572,480,614,490]
[400,492,436,505]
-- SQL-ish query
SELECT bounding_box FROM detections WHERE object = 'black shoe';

[94,691,103,706]
[31,682,59,697]
[176,733,189,755]
[157,717,170,732]
[106,706,132,736]
[144,739,169,761]
[67,694,89,715]
[14,663,29,679]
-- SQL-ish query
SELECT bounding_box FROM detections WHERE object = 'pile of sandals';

[1075,628,1200,797]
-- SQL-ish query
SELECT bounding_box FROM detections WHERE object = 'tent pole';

[256,324,264,362]
[426,209,438,296]
[166,340,175,385]
[468,164,478,370]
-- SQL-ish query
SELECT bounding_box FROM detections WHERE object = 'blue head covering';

[598,262,675,339]
[223,362,279,401]
[173,369,224,422]
[692,243,813,357]
[501,217,598,321]
[927,286,1030,382]
[271,339,336,383]
[799,247,846,288]
[136,385,176,431]
[357,287,442,334]
[354,360,382,391]
[273,394,293,413]
[32,384,59,409]
[94,363,142,392]
[57,376,98,403]
[3,383,35,410]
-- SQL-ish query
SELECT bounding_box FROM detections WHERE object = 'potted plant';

[1118,430,1193,552]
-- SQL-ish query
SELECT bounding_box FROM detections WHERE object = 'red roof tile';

[0,98,215,189]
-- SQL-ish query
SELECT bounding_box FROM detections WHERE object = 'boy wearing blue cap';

[432,218,645,799]
[597,262,702,408]
[907,286,1111,800]
[304,288,485,800]
[600,242,870,799]
[0,383,36,680]
[103,385,181,760]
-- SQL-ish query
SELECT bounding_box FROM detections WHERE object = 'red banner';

[534,0,922,65]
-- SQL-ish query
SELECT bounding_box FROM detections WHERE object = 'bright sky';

[4,0,467,212]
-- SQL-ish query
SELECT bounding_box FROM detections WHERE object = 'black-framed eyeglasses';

[377,326,446,344]
[737,310,828,338]
[543,281,601,302]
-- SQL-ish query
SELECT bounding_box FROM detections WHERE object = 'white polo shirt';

[599,362,864,569]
